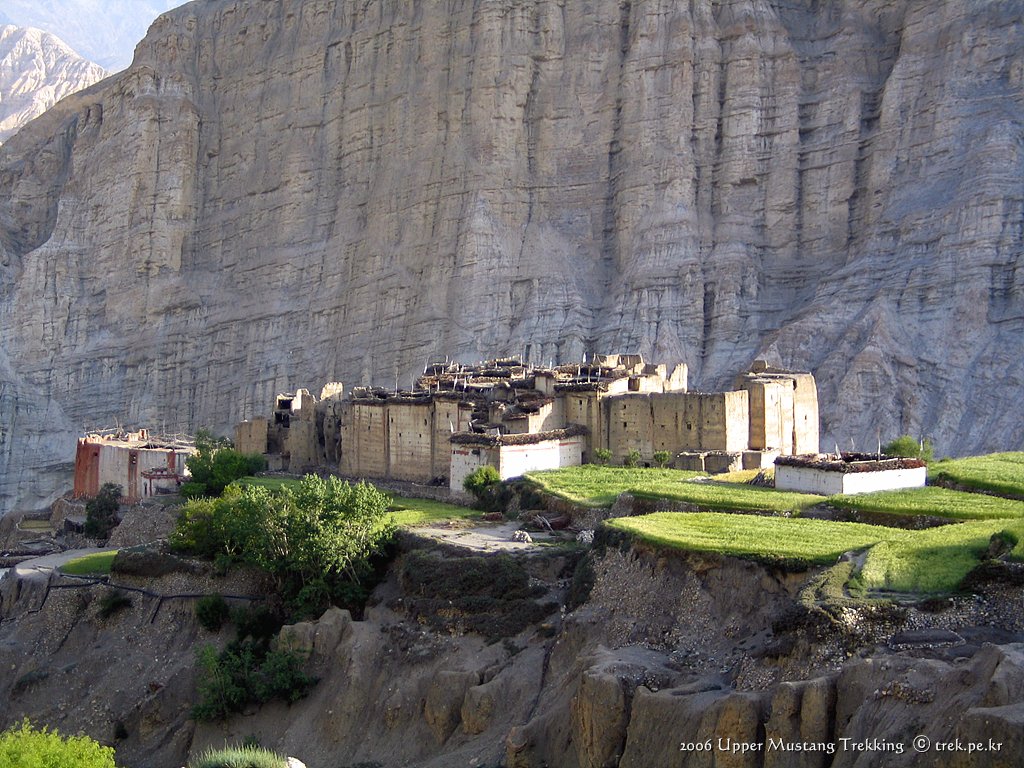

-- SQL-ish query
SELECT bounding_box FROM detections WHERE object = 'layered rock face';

[0,0,1022,514]
[0,25,107,144]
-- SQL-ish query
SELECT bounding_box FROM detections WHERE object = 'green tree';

[653,450,671,468]
[183,431,267,498]
[624,449,642,468]
[882,435,935,463]
[84,483,122,539]
[593,448,612,465]
[172,476,395,613]
[0,719,115,768]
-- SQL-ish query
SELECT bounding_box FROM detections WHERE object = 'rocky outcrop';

[2,533,1024,767]
[1,0,1023,514]
[0,25,107,144]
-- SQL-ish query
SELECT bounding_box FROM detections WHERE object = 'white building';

[774,453,927,496]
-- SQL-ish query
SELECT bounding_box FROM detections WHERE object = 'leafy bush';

[85,483,122,539]
[593,448,612,466]
[882,435,934,463]
[196,594,231,632]
[172,477,396,615]
[463,465,501,501]
[230,605,282,642]
[184,432,267,498]
[192,641,316,721]
[653,450,671,468]
[0,719,115,768]
[188,745,289,768]
[624,449,642,468]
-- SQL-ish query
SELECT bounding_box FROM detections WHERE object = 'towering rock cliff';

[0,25,107,144]
[0,0,1022,513]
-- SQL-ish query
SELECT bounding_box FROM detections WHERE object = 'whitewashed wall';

[775,464,927,495]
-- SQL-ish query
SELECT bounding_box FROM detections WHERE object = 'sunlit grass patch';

[387,496,478,526]
[608,512,1024,594]
[829,486,1024,521]
[608,513,883,566]
[60,550,119,576]
[930,452,1024,498]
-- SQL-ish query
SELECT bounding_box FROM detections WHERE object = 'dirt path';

[406,520,569,553]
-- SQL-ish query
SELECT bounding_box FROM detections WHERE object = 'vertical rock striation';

[0,0,1022,513]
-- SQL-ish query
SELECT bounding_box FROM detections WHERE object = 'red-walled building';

[73,430,195,502]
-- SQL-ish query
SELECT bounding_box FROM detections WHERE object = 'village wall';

[431,398,474,480]
[775,464,926,495]
[340,402,389,478]
[791,373,820,454]
[741,379,794,453]
[234,418,269,456]
[385,401,435,482]
[284,420,319,473]
[606,395,656,460]
[497,436,583,480]
[450,445,498,491]
[340,397,475,483]
[561,391,604,461]
[602,390,749,462]
[317,399,344,465]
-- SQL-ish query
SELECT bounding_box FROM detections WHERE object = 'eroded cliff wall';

[1,0,1022,513]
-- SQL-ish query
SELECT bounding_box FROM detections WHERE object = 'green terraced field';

[60,550,119,576]
[526,465,818,512]
[828,485,1024,520]
[609,512,1024,593]
[929,453,1024,498]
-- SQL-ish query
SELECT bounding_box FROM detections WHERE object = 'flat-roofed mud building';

[73,430,195,502]
[236,355,819,488]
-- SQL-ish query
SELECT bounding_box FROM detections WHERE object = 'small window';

[623,421,627,429]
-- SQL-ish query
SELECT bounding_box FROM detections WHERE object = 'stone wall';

[602,390,750,462]
[341,397,474,484]
[234,417,268,456]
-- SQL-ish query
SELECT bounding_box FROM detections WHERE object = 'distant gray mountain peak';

[0,0,182,71]
[0,24,108,144]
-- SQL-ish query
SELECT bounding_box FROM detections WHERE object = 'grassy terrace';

[929,452,1024,498]
[828,485,1024,521]
[608,514,882,566]
[525,465,819,512]
[236,476,475,527]
[60,550,119,576]
[610,513,1024,593]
